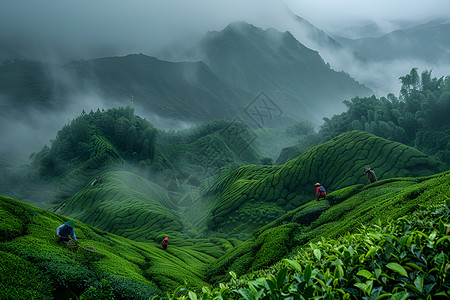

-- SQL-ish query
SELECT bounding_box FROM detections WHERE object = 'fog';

[2,0,449,60]
[288,0,450,37]
[0,91,115,162]
[1,0,450,162]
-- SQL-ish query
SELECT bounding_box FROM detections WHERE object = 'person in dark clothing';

[161,236,169,250]
[56,220,77,243]
[364,168,378,183]
[315,183,326,201]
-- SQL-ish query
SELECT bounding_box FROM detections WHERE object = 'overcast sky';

[289,0,450,31]
[1,0,449,59]
[1,0,450,162]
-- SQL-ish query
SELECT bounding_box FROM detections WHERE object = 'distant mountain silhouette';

[334,19,450,63]
[185,22,372,124]
[66,54,250,121]
[289,13,343,50]
[0,55,248,122]
[0,22,373,127]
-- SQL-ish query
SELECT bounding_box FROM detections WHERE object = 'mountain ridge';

[0,22,372,132]
[334,19,450,63]
[184,21,372,124]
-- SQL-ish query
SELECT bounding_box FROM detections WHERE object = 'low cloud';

[312,46,450,97]
[287,0,450,37]
[1,0,449,162]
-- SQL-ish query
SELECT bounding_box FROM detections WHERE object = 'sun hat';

[65,220,76,228]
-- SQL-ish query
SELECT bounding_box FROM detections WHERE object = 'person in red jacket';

[161,236,169,250]
[315,183,327,201]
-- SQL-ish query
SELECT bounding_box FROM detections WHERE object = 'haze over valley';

[1,0,450,162]
[1,1,450,299]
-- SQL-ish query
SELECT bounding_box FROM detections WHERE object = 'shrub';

[175,201,450,299]
[0,251,54,299]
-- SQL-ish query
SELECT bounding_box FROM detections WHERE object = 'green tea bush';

[104,275,159,300]
[79,279,114,300]
[0,251,54,299]
[171,201,449,299]
[251,225,295,270]
[292,201,330,225]
[0,205,26,242]
[208,131,443,234]
[326,184,364,204]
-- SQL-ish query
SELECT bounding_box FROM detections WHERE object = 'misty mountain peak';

[222,21,258,33]
[182,21,371,124]
[198,21,311,57]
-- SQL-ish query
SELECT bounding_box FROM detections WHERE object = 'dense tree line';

[31,106,157,177]
[319,69,450,165]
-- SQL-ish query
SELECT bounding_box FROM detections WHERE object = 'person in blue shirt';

[56,220,77,243]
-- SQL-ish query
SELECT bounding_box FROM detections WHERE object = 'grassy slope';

[206,170,450,283]
[185,195,450,299]
[51,135,126,205]
[207,130,443,233]
[1,171,449,298]
[59,170,184,242]
[51,120,264,243]
[0,196,233,299]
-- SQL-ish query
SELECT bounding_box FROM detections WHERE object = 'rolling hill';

[16,109,265,244]
[0,195,238,299]
[16,113,446,244]
[1,169,449,298]
[1,109,449,298]
[205,170,450,285]
[24,108,263,207]
[56,171,183,242]
[205,130,444,234]
[1,88,449,299]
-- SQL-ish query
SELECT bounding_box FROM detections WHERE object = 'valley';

[1,8,449,299]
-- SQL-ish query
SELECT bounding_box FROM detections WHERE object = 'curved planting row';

[59,171,183,242]
[0,195,240,298]
[209,130,443,231]
[205,171,450,283]
[54,135,125,202]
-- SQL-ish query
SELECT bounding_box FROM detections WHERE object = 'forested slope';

[319,69,450,166]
